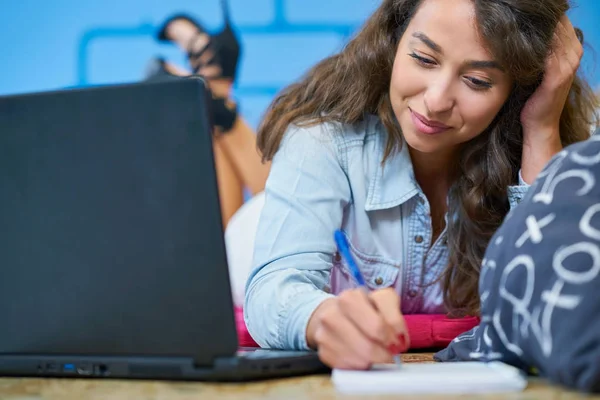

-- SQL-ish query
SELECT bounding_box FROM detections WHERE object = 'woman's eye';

[465,77,493,90]
[409,53,436,66]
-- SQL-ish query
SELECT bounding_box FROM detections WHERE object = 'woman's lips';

[410,109,451,135]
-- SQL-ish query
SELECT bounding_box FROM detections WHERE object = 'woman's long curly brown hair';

[256,0,600,316]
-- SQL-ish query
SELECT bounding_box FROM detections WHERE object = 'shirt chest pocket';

[330,233,400,293]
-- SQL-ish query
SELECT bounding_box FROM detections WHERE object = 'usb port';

[62,363,76,373]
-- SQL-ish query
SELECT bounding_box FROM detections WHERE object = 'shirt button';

[374,277,384,285]
[408,289,418,298]
[334,252,341,262]
[415,235,424,244]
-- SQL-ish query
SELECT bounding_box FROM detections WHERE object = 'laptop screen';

[0,79,238,367]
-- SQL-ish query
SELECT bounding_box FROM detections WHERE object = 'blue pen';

[334,230,366,287]
[333,230,403,366]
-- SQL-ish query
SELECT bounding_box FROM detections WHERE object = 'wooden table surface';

[0,353,597,400]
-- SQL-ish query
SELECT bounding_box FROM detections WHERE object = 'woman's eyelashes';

[465,77,493,90]
[409,52,436,66]
[408,52,494,91]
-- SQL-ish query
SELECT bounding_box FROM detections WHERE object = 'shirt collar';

[364,119,421,211]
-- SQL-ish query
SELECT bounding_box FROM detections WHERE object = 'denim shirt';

[244,115,530,350]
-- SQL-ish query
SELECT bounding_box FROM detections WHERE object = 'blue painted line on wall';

[234,87,280,96]
[76,23,356,85]
[77,24,157,85]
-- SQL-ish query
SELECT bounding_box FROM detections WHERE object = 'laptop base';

[0,349,329,382]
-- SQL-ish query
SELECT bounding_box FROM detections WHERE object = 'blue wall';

[1,0,598,129]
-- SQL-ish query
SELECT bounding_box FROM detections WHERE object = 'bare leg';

[207,80,271,195]
[216,117,271,195]
[213,139,244,228]
[159,60,269,201]
[157,61,245,224]
[196,78,269,199]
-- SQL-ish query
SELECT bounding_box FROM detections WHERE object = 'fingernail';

[388,343,403,355]
[397,333,409,353]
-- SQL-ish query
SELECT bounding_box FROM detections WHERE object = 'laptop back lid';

[0,79,238,367]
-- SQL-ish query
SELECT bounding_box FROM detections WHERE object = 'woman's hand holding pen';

[306,288,409,370]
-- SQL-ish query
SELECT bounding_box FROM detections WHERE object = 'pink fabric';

[404,314,480,349]
[234,306,479,349]
[235,306,260,347]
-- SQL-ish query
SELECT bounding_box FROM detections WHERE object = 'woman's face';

[390,0,514,157]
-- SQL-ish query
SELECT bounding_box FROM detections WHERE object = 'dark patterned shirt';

[435,135,600,393]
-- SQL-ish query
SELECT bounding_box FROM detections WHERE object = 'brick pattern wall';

[1,0,597,129]
[81,0,379,129]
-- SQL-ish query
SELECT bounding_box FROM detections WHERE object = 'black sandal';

[156,13,222,77]
[156,13,204,42]
[210,0,242,82]
[186,34,220,75]
[156,1,241,83]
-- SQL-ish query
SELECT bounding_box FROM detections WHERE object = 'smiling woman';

[244,0,599,370]
[390,5,514,157]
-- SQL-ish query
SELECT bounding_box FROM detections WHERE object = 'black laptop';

[0,78,328,381]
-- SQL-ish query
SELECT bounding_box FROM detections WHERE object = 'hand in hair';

[520,15,583,150]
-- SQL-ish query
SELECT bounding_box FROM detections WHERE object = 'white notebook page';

[332,361,528,395]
